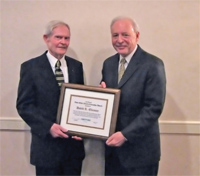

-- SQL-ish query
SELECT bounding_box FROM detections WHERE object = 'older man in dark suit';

[100,16,166,176]
[16,20,85,176]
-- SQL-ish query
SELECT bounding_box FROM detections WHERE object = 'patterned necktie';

[118,58,126,83]
[55,60,64,87]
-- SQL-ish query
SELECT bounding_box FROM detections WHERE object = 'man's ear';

[43,35,48,43]
[136,32,140,39]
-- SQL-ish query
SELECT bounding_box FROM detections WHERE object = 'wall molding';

[0,117,199,134]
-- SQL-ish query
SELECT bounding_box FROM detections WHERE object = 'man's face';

[43,25,70,59]
[111,19,139,57]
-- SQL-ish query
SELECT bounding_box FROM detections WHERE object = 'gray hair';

[110,16,140,33]
[44,20,70,36]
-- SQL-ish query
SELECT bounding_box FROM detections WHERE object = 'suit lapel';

[117,47,142,88]
[110,56,119,88]
[65,57,73,83]
[38,53,59,90]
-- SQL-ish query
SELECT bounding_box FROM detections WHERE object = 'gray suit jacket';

[102,45,166,167]
[17,51,85,167]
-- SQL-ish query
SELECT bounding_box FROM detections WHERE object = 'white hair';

[44,20,70,36]
[110,16,140,33]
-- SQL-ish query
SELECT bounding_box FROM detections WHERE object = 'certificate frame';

[56,83,121,140]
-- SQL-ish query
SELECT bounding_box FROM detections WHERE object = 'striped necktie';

[118,58,126,83]
[55,60,64,87]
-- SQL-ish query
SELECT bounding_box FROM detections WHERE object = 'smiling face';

[43,25,70,59]
[111,19,139,57]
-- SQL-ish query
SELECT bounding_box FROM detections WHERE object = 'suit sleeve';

[16,63,53,138]
[122,59,166,142]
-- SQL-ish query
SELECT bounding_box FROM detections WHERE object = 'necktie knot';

[56,60,61,68]
[120,58,126,65]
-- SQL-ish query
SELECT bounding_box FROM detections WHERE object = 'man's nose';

[117,35,123,43]
[61,38,67,44]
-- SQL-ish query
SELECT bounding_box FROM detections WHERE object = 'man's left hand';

[106,131,127,147]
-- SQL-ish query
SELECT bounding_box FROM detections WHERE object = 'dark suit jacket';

[16,51,85,167]
[102,45,166,168]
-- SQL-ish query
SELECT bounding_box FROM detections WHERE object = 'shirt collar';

[46,51,66,68]
[119,45,138,64]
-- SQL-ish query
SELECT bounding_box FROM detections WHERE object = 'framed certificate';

[56,83,121,140]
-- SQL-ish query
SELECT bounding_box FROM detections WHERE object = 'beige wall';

[0,0,199,175]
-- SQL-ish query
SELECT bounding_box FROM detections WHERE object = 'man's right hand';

[100,81,106,88]
[50,123,69,138]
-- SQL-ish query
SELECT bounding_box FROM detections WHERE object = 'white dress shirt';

[46,51,69,83]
